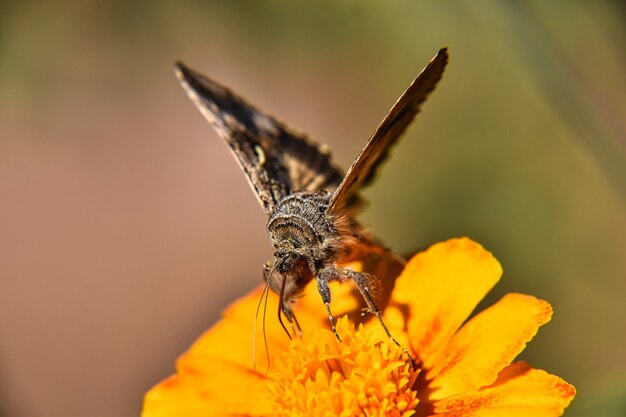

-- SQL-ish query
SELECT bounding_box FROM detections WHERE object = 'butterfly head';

[264,240,315,304]
[273,243,308,275]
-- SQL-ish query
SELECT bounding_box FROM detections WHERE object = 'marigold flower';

[142,238,576,416]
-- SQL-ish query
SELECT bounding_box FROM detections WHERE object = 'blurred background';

[1,1,625,416]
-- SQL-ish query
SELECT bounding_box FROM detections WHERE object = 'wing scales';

[328,48,449,213]
[175,62,344,213]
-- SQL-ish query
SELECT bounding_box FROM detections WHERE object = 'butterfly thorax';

[265,190,351,302]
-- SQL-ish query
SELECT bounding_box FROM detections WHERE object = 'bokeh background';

[1,1,625,416]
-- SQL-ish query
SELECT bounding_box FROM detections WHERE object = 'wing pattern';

[328,48,449,213]
[175,47,449,215]
[175,62,344,213]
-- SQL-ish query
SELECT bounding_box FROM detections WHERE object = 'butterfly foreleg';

[281,303,303,337]
[263,261,302,339]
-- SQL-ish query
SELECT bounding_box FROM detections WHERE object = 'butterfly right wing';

[175,62,345,213]
[327,48,449,214]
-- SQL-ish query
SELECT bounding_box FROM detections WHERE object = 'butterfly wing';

[175,62,344,213]
[327,48,449,213]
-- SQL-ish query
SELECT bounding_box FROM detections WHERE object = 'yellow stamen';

[268,317,419,417]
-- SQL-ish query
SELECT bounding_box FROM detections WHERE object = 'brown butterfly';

[175,48,448,362]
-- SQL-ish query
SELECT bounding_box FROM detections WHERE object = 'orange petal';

[142,359,272,417]
[142,287,298,417]
[426,361,576,417]
[183,286,290,369]
[426,293,553,400]
[389,238,502,369]
[187,282,342,368]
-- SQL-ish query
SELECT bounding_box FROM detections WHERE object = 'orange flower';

[142,238,575,416]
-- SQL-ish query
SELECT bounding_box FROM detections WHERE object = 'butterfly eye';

[274,246,289,259]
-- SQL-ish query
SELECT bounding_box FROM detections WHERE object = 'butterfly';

[175,48,448,363]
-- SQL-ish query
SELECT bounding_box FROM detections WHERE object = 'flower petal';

[426,293,552,400]
[143,287,313,417]
[426,361,576,417]
[389,238,502,369]
[185,283,339,369]
[142,359,272,417]
[182,287,289,369]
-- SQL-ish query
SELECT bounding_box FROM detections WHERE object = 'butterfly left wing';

[175,62,345,213]
[327,48,449,214]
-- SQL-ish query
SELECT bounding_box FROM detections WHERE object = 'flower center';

[268,317,419,416]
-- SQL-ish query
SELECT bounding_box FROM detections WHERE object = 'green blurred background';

[1,1,624,416]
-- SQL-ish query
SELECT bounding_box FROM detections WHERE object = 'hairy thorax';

[265,191,354,302]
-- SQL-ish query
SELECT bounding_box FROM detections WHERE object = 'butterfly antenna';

[253,280,272,371]
[261,278,272,374]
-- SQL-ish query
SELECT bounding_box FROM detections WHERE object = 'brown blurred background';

[1,1,625,416]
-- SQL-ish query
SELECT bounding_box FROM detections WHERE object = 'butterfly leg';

[316,268,343,342]
[281,303,303,337]
[320,267,416,367]
[264,261,301,339]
